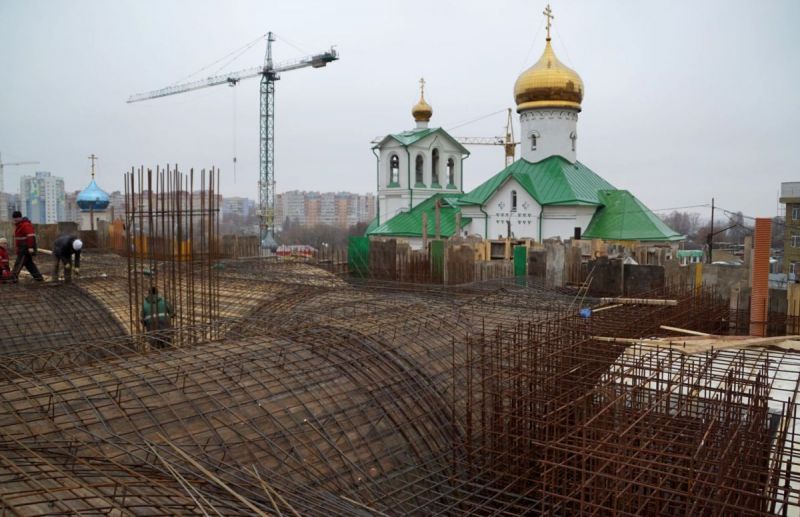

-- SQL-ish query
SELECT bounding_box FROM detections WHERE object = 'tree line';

[659,210,784,248]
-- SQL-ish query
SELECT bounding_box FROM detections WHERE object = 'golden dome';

[412,78,432,122]
[514,38,583,112]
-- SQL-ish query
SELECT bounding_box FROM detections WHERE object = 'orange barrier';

[749,217,771,337]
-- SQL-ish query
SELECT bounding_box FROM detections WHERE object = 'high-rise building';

[780,182,800,274]
[222,196,256,220]
[275,190,376,228]
[64,191,81,223]
[20,172,65,224]
[109,191,125,220]
[0,193,10,222]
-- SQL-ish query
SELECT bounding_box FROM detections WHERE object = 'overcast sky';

[1,0,798,221]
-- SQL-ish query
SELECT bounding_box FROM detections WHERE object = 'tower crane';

[455,109,519,167]
[128,32,338,250]
[0,152,39,194]
[372,108,519,167]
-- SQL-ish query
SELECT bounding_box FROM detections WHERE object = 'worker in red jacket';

[0,237,11,282]
[10,210,43,282]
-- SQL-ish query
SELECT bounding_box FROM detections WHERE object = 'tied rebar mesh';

[0,263,799,514]
[124,165,221,347]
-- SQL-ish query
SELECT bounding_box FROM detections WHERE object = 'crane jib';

[127,35,339,251]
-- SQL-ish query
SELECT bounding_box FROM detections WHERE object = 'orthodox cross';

[419,77,426,98]
[543,4,554,40]
[88,153,98,179]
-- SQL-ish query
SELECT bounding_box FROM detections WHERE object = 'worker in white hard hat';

[52,234,83,283]
[0,237,10,282]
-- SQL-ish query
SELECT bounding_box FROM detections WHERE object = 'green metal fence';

[348,236,369,278]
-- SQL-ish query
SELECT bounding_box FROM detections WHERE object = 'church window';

[511,190,518,212]
[447,158,455,186]
[529,131,540,151]
[432,149,440,186]
[570,131,577,152]
[390,154,399,185]
[415,154,424,185]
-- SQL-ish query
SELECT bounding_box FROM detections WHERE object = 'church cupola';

[514,5,582,164]
[411,77,433,128]
[76,153,110,212]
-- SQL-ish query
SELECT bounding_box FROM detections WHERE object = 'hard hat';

[73,239,83,251]
[0,237,7,247]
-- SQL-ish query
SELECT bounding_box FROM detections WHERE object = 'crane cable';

[171,32,268,86]
[212,36,266,75]
[446,109,507,132]
[232,83,237,183]
[272,33,310,55]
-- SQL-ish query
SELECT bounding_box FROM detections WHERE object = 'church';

[367,7,681,248]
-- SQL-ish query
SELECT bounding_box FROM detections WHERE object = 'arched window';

[431,149,440,186]
[390,154,399,185]
[529,131,540,151]
[570,131,577,152]
[415,154,424,185]
[447,158,455,186]
[511,190,517,212]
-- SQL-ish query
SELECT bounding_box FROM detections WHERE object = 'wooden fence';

[362,239,518,285]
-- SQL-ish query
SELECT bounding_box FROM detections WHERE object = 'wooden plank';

[600,297,678,306]
[659,325,711,336]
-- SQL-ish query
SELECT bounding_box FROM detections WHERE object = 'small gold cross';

[543,4,554,40]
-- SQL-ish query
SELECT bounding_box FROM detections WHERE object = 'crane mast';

[128,31,338,250]
[260,33,278,249]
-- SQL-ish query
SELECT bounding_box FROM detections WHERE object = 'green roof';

[459,156,615,207]
[582,190,684,242]
[373,127,470,154]
[368,194,471,238]
[364,217,379,234]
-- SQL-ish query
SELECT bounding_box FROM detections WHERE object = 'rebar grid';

[1,263,800,515]
[456,312,800,516]
[125,165,221,347]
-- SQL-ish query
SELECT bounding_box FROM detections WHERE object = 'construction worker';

[141,286,175,348]
[10,210,43,282]
[0,237,11,283]
[52,234,83,283]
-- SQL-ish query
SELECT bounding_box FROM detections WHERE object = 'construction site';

[2,2,799,514]
[0,162,797,516]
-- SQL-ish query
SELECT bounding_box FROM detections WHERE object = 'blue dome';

[76,179,110,211]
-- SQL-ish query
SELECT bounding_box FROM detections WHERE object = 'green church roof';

[368,194,470,238]
[459,156,615,207]
[373,127,470,154]
[582,190,684,242]
[364,217,380,235]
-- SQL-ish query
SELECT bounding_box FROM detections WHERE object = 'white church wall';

[541,205,597,240]
[380,194,409,224]
[79,210,110,231]
[484,179,540,240]
[519,108,578,163]
[460,205,487,238]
